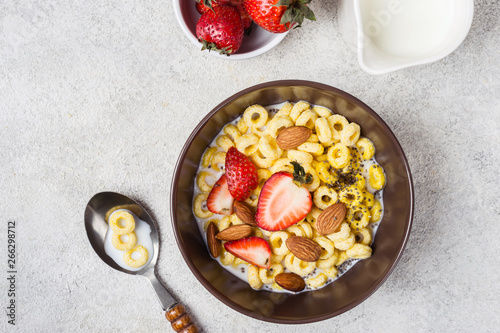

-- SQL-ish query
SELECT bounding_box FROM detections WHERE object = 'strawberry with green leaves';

[196,5,244,55]
[243,0,316,33]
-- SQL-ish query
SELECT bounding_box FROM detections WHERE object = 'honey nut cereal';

[193,101,386,293]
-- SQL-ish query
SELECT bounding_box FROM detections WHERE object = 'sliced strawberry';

[225,147,258,201]
[256,171,312,231]
[224,237,271,269]
[207,174,234,215]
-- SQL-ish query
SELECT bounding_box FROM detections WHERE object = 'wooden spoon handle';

[165,303,198,333]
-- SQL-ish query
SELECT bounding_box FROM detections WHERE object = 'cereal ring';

[298,221,313,239]
[297,142,324,156]
[275,102,293,117]
[327,222,351,242]
[201,147,217,168]
[306,134,319,143]
[196,171,215,193]
[362,190,375,209]
[230,214,244,225]
[335,251,348,266]
[323,267,338,278]
[233,257,248,267]
[354,227,372,245]
[356,137,375,160]
[109,211,136,235]
[314,236,335,260]
[313,106,332,118]
[193,193,213,219]
[243,105,269,129]
[327,143,351,169]
[261,229,274,238]
[315,117,333,144]
[334,234,356,251]
[203,219,219,231]
[342,147,361,174]
[315,153,328,162]
[236,117,248,134]
[291,256,316,276]
[315,161,337,185]
[302,164,320,192]
[307,273,327,288]
[284,253,295,272]
[248,265,263,289]
[295,110,318,130]
[250,125,266,137]
[270,158,294,174]
[346,243,372,260]
[112,232,137,251]
[257,169,272,187]
[251,150,276,169]
[290,101,310,122]
[340,123,361,147]
[259,263,284,284]
[328,114,349,142]
[223,124,241,142]
[266,116,294,138]
[286,224,305,237]
[287,150,313,166]
[216,135,235,152]
[258,135,282,160]
[338,185,363,208]
[269,231,290,255]
[271,254,285,263]
[368,164,386,190]
[313,186,338,210]
[123,245,149,268]
[236,133,259,156]
[218,216,232,230]
[347,205,371,231]
[252,228,264,238]
[370,199,383,222]
[221,248,235,265]
[210,151,226,172]
[354,172,366,190]
[316,251,338,269]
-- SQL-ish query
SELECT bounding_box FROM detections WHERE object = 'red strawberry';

[225,147,258,201]
[207,174,234,215]
[243,0,316,33]
[196,5,244,55]
[256,170,312,231]
[195,0,231,14]
[224,237,271,269]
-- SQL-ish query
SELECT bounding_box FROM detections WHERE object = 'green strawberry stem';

[274,0,316,28]
[200,39,232,56]
[291,161,313,184]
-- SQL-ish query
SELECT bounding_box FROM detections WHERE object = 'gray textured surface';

[1,0,499,332]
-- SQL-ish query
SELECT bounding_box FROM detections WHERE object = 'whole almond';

[316,202,346,235]
[233,201,257,227]
[286,236,322,262]
[275,272,305,292]
[207,222,221,258]
[216,224,252,241]
[276,126,312,150]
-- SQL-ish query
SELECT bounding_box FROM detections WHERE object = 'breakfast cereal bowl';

[173,0,288,59]
[170,80,413,323]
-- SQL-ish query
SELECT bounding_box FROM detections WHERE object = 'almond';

[207,222,221,258]
[233,201,257,227]
[216,224,252,241]
[276,126,313,150]
[316,202,346,235]
[286,236,322,262]
[275,272,305,292]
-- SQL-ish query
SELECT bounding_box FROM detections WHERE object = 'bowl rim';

[170,80,414,323]
[172,0,288,60]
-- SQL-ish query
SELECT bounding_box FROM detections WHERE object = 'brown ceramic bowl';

[170,80,413,323]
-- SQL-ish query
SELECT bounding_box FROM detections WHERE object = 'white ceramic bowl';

[173,0,288,59]
[337,0,474,75]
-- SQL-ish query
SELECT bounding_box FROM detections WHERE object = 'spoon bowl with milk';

[337,0,474,74]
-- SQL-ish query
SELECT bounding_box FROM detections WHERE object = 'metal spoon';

[84,191,198,333]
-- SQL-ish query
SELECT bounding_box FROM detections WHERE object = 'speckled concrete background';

[0,0,499,332]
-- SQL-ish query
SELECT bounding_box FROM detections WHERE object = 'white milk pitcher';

[337,0,474,75]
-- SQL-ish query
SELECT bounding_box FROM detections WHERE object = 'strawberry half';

[207,174,234,215]
[244,0,316,33]
[256,170,312,231]
[225,147,258,201]
[224,237,271,269]
[196,5,244,55]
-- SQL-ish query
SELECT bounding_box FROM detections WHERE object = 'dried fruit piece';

[285,236,322,262]
[275,272,305,292]
[207,222,221,258]
[233,201,257,226]
[216,224,252,241]
[316,202,346,235]
[276,126,312,150]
